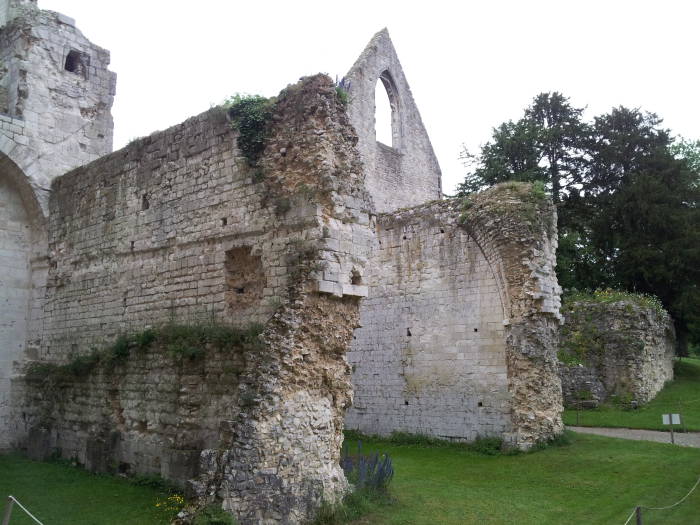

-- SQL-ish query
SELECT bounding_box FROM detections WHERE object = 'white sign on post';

[662,413,681,425]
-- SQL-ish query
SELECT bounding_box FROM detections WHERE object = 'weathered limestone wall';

[0,2,114,449]
[559,298,675,405]
[347,201,511,440]
[0,172,32,448]
[23,341,248,484]
[0,2,115,210]
[347,184,564,448]
[16,75,374,524]
[344,29,442,213]
[0,152,46,451]
[0,0,35,28]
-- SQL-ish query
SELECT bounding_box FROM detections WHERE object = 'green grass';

[3,431,700,524]
[563,357,700,431]
[343,431,700,524]
[0,455,177,524]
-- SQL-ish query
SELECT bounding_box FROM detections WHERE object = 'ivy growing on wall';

[224,94,276,166]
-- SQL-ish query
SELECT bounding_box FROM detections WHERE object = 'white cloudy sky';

[41,0,700,194]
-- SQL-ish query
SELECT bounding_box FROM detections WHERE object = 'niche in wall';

[224,246,265,311]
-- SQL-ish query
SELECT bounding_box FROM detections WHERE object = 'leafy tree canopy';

[458,93,700,353]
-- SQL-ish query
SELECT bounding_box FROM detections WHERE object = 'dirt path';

[568,426,700,448]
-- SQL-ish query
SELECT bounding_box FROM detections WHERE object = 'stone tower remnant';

[0,0,115,450]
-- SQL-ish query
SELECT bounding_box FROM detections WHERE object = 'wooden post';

[576,399,580,425]
[635,506,642,525]
[1,497,14,525]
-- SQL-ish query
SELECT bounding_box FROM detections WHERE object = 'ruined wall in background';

[347,184,564,448]
[344,29,442,213]
[559,297,675,406]
[17,75,374,524]
[0,165,44,450]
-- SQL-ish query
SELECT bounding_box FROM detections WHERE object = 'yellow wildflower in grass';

[154,493,186,518]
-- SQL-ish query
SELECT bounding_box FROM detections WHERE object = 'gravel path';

[568,426,700,448]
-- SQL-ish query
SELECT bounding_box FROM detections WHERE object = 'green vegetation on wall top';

[25,322,264,384]
[563,289,666,315]
[224,94,275,166]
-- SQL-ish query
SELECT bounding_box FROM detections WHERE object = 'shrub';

[340,442,393,492]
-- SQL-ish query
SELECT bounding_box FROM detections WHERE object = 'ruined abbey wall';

[0,1,115,450]
[559,298,675,406]
[344,29,442,213]
[15,75,374,524]
[1,6,570,521]
[348,186,564,448]
[347,202,511,440]
[0,1,115,208]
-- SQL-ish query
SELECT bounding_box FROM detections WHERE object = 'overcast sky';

[41,0,700,195]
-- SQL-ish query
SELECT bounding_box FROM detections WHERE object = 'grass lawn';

[0,455,175,524]
[3,432,700,524]
[563,357,700,432]
[345,431,700,525]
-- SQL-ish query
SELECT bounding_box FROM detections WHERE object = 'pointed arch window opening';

[374,70,401,149]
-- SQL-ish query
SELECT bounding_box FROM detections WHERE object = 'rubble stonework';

[0,0,115,209]
[347,184,564,447]
[559,298,675,406]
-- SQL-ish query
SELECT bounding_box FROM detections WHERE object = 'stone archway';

[0,151,46,450]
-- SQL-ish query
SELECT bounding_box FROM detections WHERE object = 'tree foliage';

[459,94,700,352]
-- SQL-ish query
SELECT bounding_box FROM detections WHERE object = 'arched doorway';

[0,152,45,449]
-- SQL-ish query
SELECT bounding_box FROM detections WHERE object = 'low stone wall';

[23,332,249,484]
[559,296,676,406]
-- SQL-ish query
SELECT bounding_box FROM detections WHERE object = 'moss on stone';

[25,322,264,383]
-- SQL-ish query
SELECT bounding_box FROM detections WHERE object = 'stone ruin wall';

[0,1,115,450]
[348,185,564,448]
[0,7,571,520]
[0,1,115,208]
[347,202,511,440]
[559,299,675,406]
[344,29,442,213]
[14,75,374,524]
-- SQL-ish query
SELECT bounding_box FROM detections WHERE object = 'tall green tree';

[459,100,700,353]
[457,92,588,209]
[583,108,700,351]
[670,136,700,174]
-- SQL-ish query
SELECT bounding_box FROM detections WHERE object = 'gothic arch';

[0,150,47,450]
[344,28,442,212]
[375,70,401,149]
